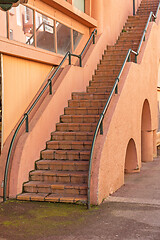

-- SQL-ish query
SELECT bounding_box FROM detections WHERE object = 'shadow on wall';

[124,138,138,173]
[141,99,153,163]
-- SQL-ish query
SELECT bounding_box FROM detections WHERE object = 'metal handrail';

[87,3,160,209]
[3,29,97,202]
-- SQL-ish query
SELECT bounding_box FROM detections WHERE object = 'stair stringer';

[5,31,110,198]
[90,18,159,205]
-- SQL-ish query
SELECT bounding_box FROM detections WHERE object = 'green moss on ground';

[0,200,99,239]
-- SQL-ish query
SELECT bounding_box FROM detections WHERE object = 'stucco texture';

[90,16,160,205]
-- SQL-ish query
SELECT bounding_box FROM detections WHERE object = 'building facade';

[0,0,159,205]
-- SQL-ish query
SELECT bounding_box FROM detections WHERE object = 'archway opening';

[125,139,138,173]
[141,99,153,162]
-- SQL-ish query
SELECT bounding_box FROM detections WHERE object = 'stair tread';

[41,149,91,154]
[30,169,88,176]
[24,181,87,188]
[47,140,92,144]
[56,122,97,125]
[37,159,89,164]
[17,193,87,203]
[51,131,94,135]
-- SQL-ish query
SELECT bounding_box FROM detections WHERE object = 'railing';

[3,28,97,202]
[87,2,160,209]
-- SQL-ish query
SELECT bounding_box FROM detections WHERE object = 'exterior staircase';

[17,0,160,203]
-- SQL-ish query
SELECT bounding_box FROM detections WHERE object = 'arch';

[141,99,153,162]
[125,138,138,173]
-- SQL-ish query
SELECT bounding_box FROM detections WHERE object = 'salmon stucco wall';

[90,16,159,205]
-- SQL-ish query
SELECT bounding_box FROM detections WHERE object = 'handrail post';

[100,120,103,135]
[93,33,95,44]
[133,0,135,16]
[79,55,82,67]
[24,113,29,132]
[48,79,52,95]
[115,78,119,94]
[143,30,146,41]
[69,52,71,65]
[128,53,131,62]
[115,85,118,94]
[135,54,137,63]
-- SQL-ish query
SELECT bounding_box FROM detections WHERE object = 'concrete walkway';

[1,157,160,240]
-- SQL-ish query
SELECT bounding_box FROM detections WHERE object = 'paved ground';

[1,157,160,240]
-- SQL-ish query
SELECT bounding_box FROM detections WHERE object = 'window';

[73,0,85,12]
[56,22,71,55]
[0,5,83,55]
[35,12,55,52]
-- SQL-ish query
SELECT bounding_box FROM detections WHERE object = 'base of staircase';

[17,193,87,204]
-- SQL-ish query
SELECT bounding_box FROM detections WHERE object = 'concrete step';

[72,92,110,100]
[51,131,94,141]
[41,149,91,161]
[29,170,88,183]
[64,107,103,115]
[89,80,115,87]
[95,69,120,76]
[17,192,87,203]
[97,63,122,70]
[46,140,92,150]
[68,99,107,108]
[86,86,113,93]
[23,181,88,196]
[36,159,89,171]
[100,59,124,65]
[60,114,100,123]
[56,122,97,132]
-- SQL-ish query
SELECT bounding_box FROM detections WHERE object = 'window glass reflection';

[73,30,82,50]
[57,22,71,55]
[35,12,55,52]
[73,0,85,12]
[9,5,33,45]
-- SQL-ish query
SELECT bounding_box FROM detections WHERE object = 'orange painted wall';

[90,15,159,204]
[3,55,52,143]
[91,0,141,43]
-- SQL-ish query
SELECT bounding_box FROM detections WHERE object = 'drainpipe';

[133,0,135,15]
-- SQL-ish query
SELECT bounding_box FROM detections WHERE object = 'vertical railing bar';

[24,113,29,132]
[48,79,52,95]
[93,34,95,44]
[69,53,71,65]
[79,55,82,67]
[100,120,103,135]
[133,0,135,15]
